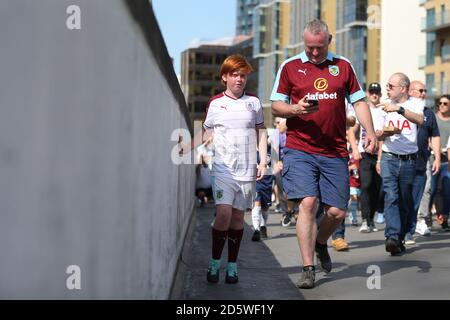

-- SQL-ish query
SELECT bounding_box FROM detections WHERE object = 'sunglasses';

[386,83,402,90]
[438,101,448,106]
[369,90,381,95]
[417,89,427,93]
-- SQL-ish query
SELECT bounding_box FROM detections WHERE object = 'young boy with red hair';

[203,54,267,284]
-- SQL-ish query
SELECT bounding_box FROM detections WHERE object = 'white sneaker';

[415,220,431,236]
[359,221,370,233]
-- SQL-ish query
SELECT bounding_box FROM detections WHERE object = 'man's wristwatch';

[397,106,405,115]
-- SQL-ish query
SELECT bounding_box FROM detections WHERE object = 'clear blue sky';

[152,0,236,76]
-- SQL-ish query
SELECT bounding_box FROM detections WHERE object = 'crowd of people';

[190,19,450,289]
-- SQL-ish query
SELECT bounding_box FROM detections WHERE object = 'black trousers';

[359,153,383,223]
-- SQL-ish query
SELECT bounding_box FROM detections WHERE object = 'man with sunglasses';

[431,95,450,231]
[407,81,441,242]
[377,73,424,256]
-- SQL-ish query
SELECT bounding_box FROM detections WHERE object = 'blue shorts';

[282,148,349,210]
[255,175,274,209]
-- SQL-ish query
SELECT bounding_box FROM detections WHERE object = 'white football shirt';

[203,92,264,181]
[357,105,385,153]
[381,97,424,155]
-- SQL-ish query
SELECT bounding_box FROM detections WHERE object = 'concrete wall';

[0,0,195,299]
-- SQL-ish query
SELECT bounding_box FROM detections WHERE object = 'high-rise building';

[420,0,450,104]
[334,0,381,89]
[336,0,366,84]
[288,0,430,93]
[181,36,257,122]
[253,0,291,127]
[181,44,229,122]
[285,0,322,57]
[236,0,261,35]
[229,36,259,95]
[292,0,380,89]
[366,0,381,87]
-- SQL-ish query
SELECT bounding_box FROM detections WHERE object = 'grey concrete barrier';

[0,0,195,299]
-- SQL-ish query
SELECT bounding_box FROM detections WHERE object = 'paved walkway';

[180,205,450,300]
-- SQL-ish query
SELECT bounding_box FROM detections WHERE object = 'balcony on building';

[421,10,450,32]
[419,55,426,69]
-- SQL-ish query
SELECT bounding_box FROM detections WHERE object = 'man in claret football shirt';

[270,19,376,289]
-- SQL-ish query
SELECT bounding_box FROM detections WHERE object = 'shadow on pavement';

[315,259,432,287]
[180,205,305,300]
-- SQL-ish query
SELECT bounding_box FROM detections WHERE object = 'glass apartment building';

[236,0,261,35]
[421,0,450,104]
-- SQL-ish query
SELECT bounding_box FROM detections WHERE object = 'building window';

[440,39,446,61]
[344,0,367,25]
[189,52,196,64]
[336,3,341,29]
[426,8,435,28]
[315,0,322,20]
[425,73,435,106]
[426,33,436,65]
[355,0,367,21]
[192,86,202,96]
[194,102,206,114]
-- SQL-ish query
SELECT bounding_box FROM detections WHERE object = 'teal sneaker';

[206,259,221,283]
[376,212,385,224]
[225,262,238,284]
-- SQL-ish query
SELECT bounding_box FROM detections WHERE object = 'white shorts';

[213,176,255,211]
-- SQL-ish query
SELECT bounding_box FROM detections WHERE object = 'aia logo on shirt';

[388,119,411,131]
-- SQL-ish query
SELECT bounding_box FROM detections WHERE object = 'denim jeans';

[430,161,450,218]
[417,160,433,222]
[380,153,416,241]
[410,169,427,234]
[332,219,346,240]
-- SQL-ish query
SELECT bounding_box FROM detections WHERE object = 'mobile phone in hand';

[307,99,319,106]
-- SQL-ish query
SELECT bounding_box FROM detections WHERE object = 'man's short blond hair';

[304,19,329,36]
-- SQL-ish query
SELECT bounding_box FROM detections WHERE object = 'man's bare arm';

[380,103,424,125]
[256,124,268,181]
[353,100,376,153]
